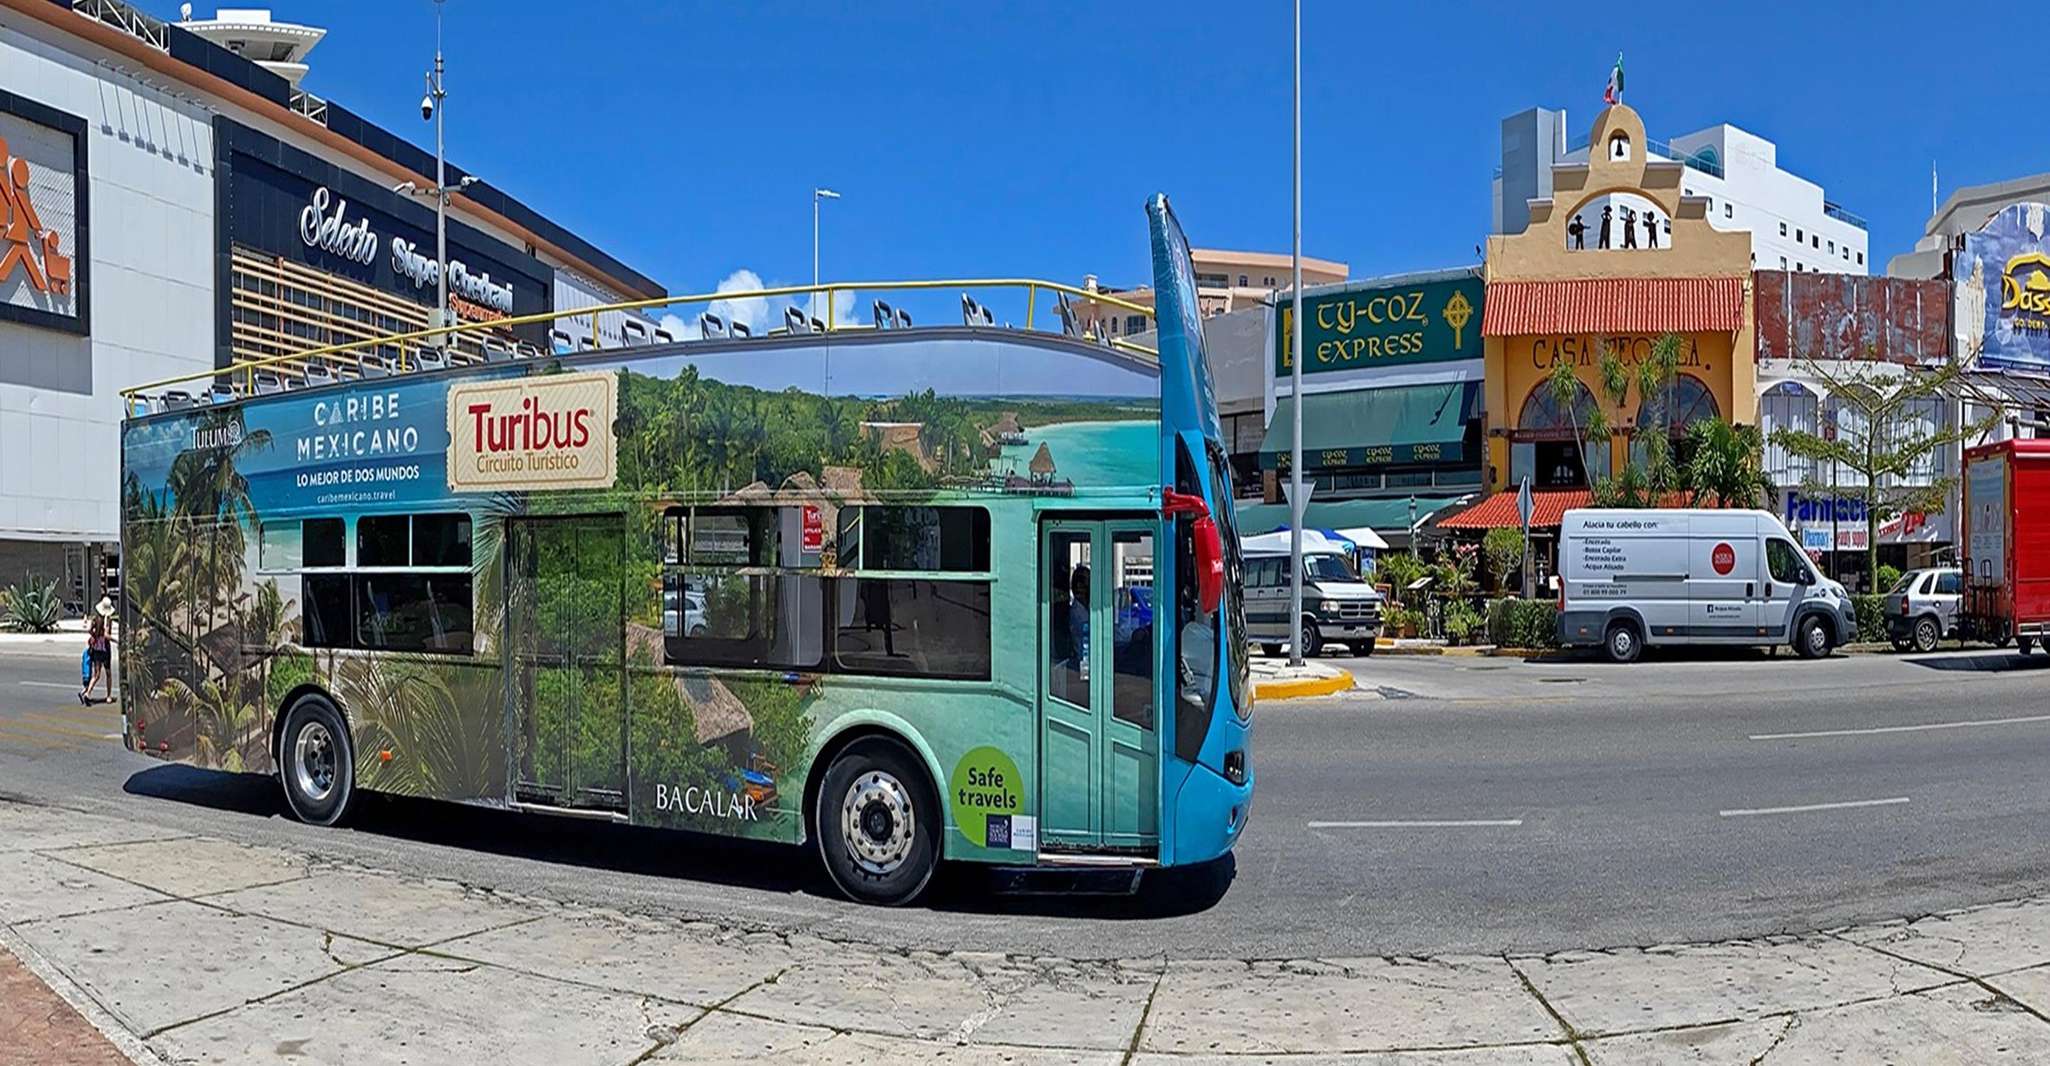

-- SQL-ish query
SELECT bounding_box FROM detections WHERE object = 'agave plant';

[0,576,62,633]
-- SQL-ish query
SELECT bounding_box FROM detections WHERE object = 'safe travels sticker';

[950,746,1030,850]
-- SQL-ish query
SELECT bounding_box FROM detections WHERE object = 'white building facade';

[1494,107,1869,276]
[0,1,662,610]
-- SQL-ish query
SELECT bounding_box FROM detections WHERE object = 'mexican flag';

[1603,53,1625,105]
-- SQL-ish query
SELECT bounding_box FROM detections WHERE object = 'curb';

[1253,668,1356,700]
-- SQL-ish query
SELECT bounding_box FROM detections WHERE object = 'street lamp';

[399,0,479,348]
[1287,0,1306,667]
[813,188,840,322]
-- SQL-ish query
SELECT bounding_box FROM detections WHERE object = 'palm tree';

[1684,419,1775,508]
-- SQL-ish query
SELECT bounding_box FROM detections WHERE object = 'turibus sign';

[1275,276,1482,375]
[446,370,617,492]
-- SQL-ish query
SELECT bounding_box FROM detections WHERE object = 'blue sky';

[195,2,2046,315]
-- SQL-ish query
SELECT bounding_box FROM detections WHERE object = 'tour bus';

[116,196,1250,904]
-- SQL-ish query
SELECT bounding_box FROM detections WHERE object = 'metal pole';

[1287,0,1305,667]
[813,192,820,316]
[432,0,447,336]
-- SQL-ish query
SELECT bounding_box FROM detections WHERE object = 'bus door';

[1039,518,1160,852]
[508,515,628,810]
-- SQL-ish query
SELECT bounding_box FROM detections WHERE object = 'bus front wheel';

[278,693,355,827]
[814,737,939,906]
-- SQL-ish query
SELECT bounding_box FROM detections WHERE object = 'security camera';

[420,94,435,121]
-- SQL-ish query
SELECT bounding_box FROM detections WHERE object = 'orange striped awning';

[1481,277,1746,337]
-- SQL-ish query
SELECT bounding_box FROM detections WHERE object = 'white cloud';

[660,268,868,338]
[661,268,775,339]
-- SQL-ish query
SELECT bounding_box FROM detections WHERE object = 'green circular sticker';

[949,746,1024,848]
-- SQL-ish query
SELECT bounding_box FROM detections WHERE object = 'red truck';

[1961,438,2050,653]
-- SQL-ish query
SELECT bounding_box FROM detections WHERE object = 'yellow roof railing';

[122,278,1159,406]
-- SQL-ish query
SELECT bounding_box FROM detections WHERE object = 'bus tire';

[278,693,354,827]
[1604,619,1641,664]
[814,736,939,906]
[1796,615,1832,659]
[1299,620,1324,658]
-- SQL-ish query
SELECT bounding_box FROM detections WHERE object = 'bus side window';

[663,505,822,669]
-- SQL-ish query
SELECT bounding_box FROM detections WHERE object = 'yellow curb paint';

[1253,669,1355,701]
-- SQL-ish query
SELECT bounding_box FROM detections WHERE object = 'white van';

[1241,531,1383,657]
[1556,508,1856,663]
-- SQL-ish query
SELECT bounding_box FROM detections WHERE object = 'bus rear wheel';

[278,693,354,827]
[814,737,939,906]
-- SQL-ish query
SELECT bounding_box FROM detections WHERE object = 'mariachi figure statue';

[1598,205,1612,249]
[1620,206,1639,249]
[1568,214,1587,250]
[1643,209,1659,249]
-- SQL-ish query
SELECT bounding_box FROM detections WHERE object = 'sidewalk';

[7,795,2050,1064]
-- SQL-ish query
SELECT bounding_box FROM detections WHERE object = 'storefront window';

[1760,382,1819,485]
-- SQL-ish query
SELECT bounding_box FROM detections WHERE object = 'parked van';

[1557,508,1855,663]
[1241,531,1383,657]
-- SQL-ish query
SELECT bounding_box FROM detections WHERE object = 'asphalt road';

[5,636,2050,960]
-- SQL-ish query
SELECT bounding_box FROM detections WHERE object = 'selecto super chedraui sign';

[1277,276,1482,375]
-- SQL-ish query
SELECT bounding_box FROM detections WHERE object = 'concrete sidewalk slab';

[155,950,702,1066]
[206,867,541,949]
[1837,897,2050,978]
[50,836,306,899]
[0,852,168,924]
[20,900,392,1035]
[0,802,173,854]
[653,1010,1123,1065]
[1984,963,2050,1018]
[726,947,1150,1049]
[1129,1050,1580,1065]
[438,910,792,1008]
[1138,956,1561,1056]
[1584,982,2050,1064]
[1514,935,1957,1036]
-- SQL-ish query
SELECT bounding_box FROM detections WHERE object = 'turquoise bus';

[116,195,1250,903]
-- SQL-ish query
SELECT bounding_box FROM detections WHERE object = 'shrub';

[1383,604,1419,638]
[1377,552,1424,604]
[1486,597,1560,649]
[1852,594,1889,644]
[1876,564,1903,594]
[1442,601,1482,645]
[1,576,62,633]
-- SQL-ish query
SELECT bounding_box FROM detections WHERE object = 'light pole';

[400,0,475,348]
[1287,0,1306,667]
[813,188,840,322]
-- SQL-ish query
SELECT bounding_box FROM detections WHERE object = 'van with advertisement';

[1556,508,1856,663]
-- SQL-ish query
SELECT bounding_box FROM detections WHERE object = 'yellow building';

[1476,103,1757,499]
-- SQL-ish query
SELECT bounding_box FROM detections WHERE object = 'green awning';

[1233,495,1471,537]
[1259,381,1478,470]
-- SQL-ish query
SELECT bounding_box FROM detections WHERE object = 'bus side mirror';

[1193,515,1224,616]
[1162,489,1225,616]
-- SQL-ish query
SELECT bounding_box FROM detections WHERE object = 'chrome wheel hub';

[293,721,337,803]
[840,770,914,875]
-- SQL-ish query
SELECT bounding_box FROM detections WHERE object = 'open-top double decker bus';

[116,195,1250,903]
